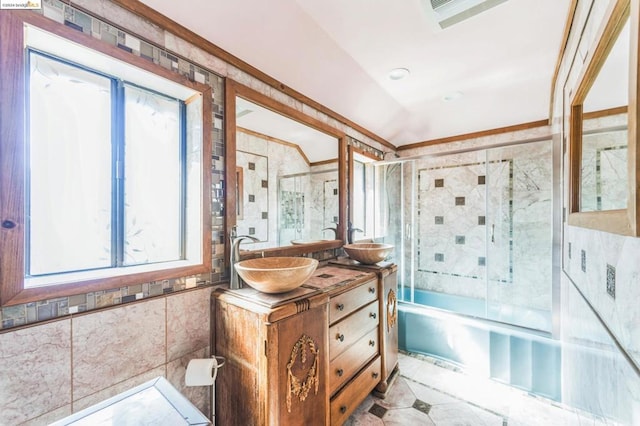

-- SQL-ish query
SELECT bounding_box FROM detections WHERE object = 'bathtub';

[398,289,561,401]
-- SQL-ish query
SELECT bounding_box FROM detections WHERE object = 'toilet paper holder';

[185,355,226,387]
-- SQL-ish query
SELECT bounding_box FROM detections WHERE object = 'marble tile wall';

[561,274,640,424]
[0,286,213,425]
[236,149,270,242]
[399,139,553,328]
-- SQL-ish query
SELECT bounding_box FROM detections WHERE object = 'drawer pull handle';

[340,405,347,414]
[368,287,375,293]
[337,368,344,377]
[337,333,345,342]
[372,372,379,379]
[370,312,377,319]
[337,303,344,311]
[369,340,375,346]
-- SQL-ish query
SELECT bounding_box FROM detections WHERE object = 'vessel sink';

[235,256,319,293]
[343,243,394,265]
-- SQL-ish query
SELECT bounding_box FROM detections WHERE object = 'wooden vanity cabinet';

[329,260,399,397]
[213,288,330,426]
[326,274,381,425]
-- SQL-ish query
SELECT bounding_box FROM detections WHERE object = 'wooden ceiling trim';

[108,0,395,151]
[396,119,549,151]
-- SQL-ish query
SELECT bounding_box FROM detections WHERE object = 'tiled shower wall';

[413,140,553,317]
[0,1,387,423]
[552,0,640,423]
[397,133,554,328]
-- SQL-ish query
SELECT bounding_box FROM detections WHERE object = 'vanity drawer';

[330,356,382,426]
[329,278,378,324]
[329,300,379,360]
[329,328,378,395]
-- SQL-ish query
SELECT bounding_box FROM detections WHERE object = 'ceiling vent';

[423,0,508,30]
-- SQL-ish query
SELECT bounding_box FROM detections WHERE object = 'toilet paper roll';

[185,357,218,386]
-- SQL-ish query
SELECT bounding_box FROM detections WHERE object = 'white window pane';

[123,85,182,265]
[28,54,113,276]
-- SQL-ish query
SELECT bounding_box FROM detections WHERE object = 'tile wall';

[400,138,553,328]
[0,286,213,425]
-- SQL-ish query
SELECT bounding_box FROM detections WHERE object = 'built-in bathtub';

[399,289,561,401]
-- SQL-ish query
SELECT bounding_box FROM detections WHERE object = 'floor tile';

[349,352,607,426]
[382,407,435,425]
[375,377,417,410]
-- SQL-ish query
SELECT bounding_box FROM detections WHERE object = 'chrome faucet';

[322,226,338,239]
[229,227,259,290]
[347,222,363,244]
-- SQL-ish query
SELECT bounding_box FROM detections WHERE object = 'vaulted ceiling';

[139,0,571,147]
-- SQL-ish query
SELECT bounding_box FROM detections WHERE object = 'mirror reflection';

[579,17,629,212]
[235,97,340,249]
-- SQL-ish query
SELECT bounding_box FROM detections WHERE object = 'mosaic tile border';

[347,136,385,160]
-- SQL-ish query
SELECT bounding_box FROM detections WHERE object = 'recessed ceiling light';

[389,68,410,80]
[443,91,464,101]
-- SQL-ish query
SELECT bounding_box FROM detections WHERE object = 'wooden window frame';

[0,11,212,306]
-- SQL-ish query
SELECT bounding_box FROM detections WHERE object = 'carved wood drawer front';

[329,328,378,395]
[329,300,379,360]
[329,279,378,324]
[330,356,382,426]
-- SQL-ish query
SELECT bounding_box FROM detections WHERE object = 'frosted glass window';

[28,53,112,276]
[123,85,182,265]
[24,49,200,288]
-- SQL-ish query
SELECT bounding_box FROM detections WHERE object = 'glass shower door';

[485,141,553,331]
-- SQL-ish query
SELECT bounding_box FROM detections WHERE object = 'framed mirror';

[568,0,639,236]
[225,79,347,259]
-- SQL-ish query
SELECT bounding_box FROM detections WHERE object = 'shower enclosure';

[369,139,561,400]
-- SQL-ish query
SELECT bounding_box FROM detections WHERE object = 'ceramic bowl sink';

[343,243,394,265]
[235,256,319,293]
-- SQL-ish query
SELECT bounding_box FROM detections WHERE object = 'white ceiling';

[140,0,571,147]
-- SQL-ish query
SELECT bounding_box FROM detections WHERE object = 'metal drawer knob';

[337,368,344,377]
[337,303,344,311]
[372,372,379,379]
[368,287,375,293]
[340,405,347,414]
[369,340,375,346]
[337,333,344,342]
[370,312,377,319]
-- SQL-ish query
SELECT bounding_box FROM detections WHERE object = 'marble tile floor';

[347,352,610,426]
